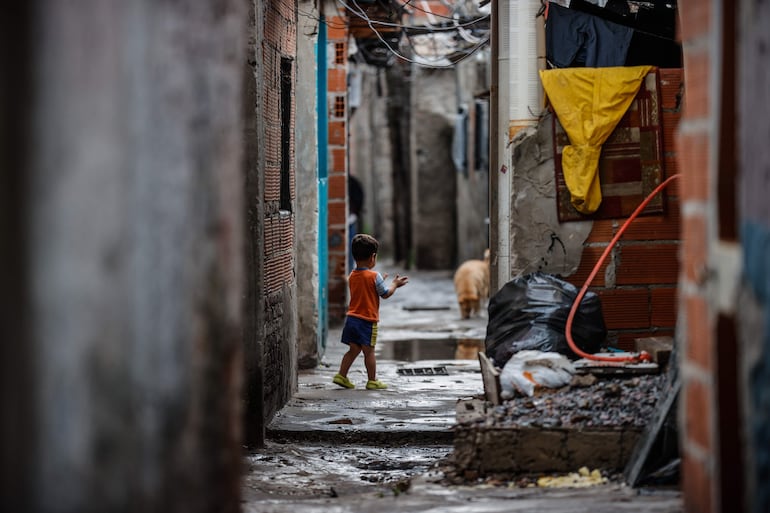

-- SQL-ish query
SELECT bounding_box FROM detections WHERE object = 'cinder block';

[565,430,624,469]
[453,425,643,476]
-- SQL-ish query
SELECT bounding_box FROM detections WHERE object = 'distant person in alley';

[333,234,408,390]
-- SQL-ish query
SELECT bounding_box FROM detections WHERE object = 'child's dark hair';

[351,234,379,261]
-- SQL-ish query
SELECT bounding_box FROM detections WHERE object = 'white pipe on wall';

[493,0,542,290]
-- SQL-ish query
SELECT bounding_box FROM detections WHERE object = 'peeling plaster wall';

[509,112,592,278]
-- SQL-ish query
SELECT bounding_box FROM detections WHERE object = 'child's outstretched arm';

[382,274,408,299]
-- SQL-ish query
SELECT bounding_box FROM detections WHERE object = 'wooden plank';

[478,352,502,406]
[624,341,680,487]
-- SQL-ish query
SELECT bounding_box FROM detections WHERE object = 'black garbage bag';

[485,272,606,367]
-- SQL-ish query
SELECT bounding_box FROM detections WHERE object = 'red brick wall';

[326,15,349,323]
[264,0,297,293]
[261,0,298,418]
[677,2,718,511]
[567,69,683,352]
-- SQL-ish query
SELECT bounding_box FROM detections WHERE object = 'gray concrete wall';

[243,0,266,448]
[411,67,458,269]
[2,2,246,512]
[349,63,396,260]
[349,56,490,270]
[509,113,592,278]
[295,0,321,369]
[386,61,414,265]
[455,55,490,264]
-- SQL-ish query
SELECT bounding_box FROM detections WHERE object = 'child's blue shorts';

[341,316,378,347]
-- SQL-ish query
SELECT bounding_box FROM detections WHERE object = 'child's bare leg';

[338,343,362,376]
[361,345,377,381]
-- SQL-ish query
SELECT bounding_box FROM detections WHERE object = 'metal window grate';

[396,367,448,376]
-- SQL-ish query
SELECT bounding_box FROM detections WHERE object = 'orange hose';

[565,173,682,363]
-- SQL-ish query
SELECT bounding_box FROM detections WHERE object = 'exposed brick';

[682,453,714,513]
[651,287,678,327]
[678,0,711,43]
[662,111,682,153]
[328,174,346,200]
[330,148,346,174]
[615,244,680,285]
[598,288,650,330]
[585,220,615,243]
[685,293,712,371]
[659,68,684,110]
[264,250,293,294]
[676,130,711,201]
[663,156,680,182]
[568,246,610,287]
[328,68,347,93]
[326,16,348,40]
[328,202,347,227]
[328,252,347,277]
[328,120,346,146]
[682,49,711,119]
[328,226,346,253]
[621,203,680,241]
[682,213,707,284]
[684,378,712,451]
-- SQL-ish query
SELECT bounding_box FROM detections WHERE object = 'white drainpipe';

[494,0,543,290]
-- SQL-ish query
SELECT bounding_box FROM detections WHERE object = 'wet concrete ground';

[241,266,682,512]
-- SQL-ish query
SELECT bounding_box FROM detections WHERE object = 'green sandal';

[333,373,355,389]
[365,380,387,390]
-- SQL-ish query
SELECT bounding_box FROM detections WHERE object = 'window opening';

[280,57,293,212]
[334,95,345,118]
[335,42,345,65]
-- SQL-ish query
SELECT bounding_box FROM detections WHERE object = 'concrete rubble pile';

[474,374,665,430]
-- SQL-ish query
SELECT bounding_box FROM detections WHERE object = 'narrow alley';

[240,266,681,512]
[6,2,770,513]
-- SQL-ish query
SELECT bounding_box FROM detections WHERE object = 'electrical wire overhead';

[337,0,490,68]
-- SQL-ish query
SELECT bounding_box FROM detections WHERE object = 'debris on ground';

[536,467,608,488]
[499,350,576,398]
[428,456,625,489]
[475,373,666,429]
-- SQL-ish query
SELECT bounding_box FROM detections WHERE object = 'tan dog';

[454,338,486,359]
[453,249,490,319]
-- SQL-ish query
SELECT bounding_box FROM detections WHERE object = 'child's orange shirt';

[346,268,388,322]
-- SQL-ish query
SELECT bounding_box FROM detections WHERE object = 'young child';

[333,234,408,390]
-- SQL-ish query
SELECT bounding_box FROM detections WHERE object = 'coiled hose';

[565,173,682,363]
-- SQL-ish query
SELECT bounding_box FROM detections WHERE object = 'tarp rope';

[565,173,683,363]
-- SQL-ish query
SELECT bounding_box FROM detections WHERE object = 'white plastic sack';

[500,350,576,398]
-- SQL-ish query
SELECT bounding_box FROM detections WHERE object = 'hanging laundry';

[540,66,653,214]
[545,2,634,68]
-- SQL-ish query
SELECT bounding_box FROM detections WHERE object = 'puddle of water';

[378,338,485,362]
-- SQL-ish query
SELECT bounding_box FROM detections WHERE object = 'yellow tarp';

[540,66,653,214]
